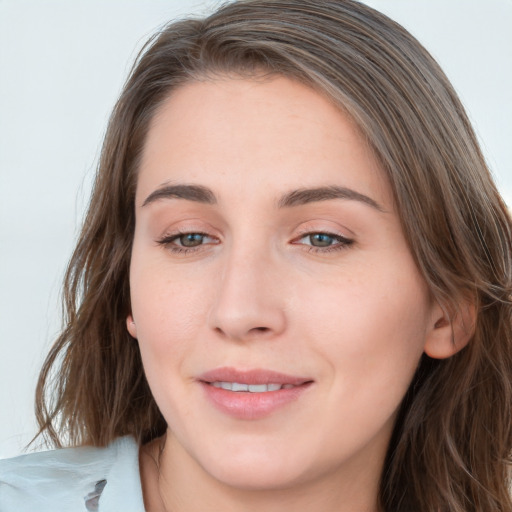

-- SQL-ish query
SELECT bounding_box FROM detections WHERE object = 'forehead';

[137,76,392,210]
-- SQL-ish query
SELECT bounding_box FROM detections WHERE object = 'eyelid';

[156,228,220,255]
[291,227,354,253]
[293,223,353,240]
[292,231,353,244]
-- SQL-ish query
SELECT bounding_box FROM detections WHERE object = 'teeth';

[232,382,248,392]
[210,382,294,392]
[247,384,266,392]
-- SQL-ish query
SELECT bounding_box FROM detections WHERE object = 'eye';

[303,233,337,247]
[294,232,353,252]
[157,231,219,253]
[176,233,209,247]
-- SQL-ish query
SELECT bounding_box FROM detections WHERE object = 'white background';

[1,0,511,457]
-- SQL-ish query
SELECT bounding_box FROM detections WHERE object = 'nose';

[208,246,287,341]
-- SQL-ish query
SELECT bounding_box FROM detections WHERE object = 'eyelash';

[156,230,354,255]
[156,231,218,254]
[294,232,354,253]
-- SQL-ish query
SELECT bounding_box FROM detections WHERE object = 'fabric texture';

[0,436,144,511]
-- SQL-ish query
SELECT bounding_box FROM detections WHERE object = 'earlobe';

[126,314,137,338]
[424,298,476,359]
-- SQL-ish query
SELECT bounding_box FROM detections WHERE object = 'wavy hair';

[35,1,512,510]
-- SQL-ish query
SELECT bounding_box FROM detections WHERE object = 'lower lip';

[200,382,312,420]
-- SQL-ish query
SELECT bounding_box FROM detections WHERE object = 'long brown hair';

[35,1,512,510]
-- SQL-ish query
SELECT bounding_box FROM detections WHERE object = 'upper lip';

[198,367,312,386]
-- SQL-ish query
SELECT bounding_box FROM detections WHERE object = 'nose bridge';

[208,237,286,340]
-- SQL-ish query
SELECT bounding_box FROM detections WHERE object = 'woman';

[1,1,511,511]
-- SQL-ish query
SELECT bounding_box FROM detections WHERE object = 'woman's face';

[128,76,442,494]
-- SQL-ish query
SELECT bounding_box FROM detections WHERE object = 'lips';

[210,382,295,392]
[198,367,313,420]
[199,367,311,386]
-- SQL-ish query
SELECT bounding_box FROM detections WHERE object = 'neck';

[139,431,383,512]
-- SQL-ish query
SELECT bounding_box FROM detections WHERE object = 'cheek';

[129,263,211,422]
[292,263,429,450]
[297,259,430,386]
[129,256,211,366]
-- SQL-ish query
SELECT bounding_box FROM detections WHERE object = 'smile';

[209,382,296,392]
[199,367,313,420]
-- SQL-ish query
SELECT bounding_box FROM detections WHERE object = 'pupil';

[311,234,333,247]
[181,234,203,247]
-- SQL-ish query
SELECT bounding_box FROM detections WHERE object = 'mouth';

[208,382,297,392]
[198,367,314,420]
[199,367,312,389]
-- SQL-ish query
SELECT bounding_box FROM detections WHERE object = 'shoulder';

[0,436,144,512]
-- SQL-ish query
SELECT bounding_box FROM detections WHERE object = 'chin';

[209,462,308,491]
[195,441,319,491]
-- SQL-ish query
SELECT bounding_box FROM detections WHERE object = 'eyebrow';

[142,184,216,207]
[277,185,385,211]
[142,183,384,212]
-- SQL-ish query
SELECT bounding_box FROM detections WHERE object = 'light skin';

[127,76,470,512]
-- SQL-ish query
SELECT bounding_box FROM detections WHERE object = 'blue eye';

[306,233,337,247]
[177,233,207,247]
[296,232,353,252]
[157,232,218,254]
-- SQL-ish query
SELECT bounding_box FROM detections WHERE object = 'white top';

[0,436,145,511]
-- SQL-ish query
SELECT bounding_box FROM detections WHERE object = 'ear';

[126,314,137,339]
[424,296,475,359]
